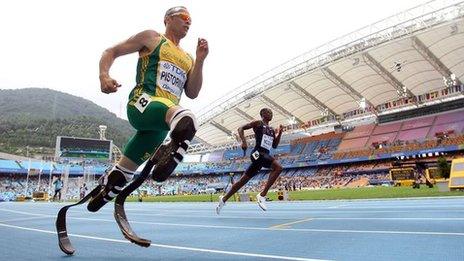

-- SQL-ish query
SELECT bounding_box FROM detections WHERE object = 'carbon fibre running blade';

[114,201,151,247]
[56,206,75,255]
[55,185,102,255]
[113,158,154,247]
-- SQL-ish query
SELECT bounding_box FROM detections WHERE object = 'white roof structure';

[191,0,464,153]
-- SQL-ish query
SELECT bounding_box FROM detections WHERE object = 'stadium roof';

[190,0,464,153]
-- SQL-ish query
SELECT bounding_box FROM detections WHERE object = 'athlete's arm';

[238,121,261,150]
[99,30,161,94]
[272,125,284,148]
[184,38,209,99]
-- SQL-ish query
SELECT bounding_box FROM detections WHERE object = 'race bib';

[135,93,151,113]
[261,134,274,150]
[252,151,260,160]
[157,61,187,98]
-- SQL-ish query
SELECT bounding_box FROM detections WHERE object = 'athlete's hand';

[277,125,284,134]
[241,141,248,152]
[100,75,121,94]
[196,38,209,62]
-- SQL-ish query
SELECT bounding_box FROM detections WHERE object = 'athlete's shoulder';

[140,29,159,35]
[239,120,261,130]
[251,120,263,128]
[135,30,163,55]
[136,30,161,40]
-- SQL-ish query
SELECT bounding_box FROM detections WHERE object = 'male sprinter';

[88,6,208,211]
[216,108,283,214]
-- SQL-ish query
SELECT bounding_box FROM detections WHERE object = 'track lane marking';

[2,209,464,236]
[271,218,314,229]
[0,222,330,261]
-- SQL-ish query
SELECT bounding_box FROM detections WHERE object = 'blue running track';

[1,197,463,260]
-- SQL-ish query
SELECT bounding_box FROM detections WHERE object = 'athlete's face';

[166,11,191,37]
[261,109,273,121]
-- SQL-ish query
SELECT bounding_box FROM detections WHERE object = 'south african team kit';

[124,35,193,165]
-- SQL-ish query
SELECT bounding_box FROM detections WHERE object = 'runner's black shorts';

[245,149,275,177]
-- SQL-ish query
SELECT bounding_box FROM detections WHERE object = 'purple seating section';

[338,109,464,151]
[372,122,401,135]
[400,115,435,130]
[434,110,464,125]
[338,137,369,150]
[343,124,375,139]
[367,132,397,146]
[396,127,430,141]
[428,121,464,138]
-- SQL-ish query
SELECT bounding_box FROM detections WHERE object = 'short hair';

[164,6,188,18]
[260,108,271,117]
[164,6,188,25]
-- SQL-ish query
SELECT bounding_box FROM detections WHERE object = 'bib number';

[252,151,260,160]
[135,93,151,113]
[261,134,273,150]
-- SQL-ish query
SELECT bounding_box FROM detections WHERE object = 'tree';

[437,156,451,179]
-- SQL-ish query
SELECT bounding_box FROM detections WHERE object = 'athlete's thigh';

[261,153,275,169]
[246,151,263,177]
[127,96,173,132]
[125,90,173,151]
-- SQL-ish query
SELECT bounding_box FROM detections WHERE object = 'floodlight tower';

[99,125,107,140]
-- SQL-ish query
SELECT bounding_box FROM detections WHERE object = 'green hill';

[0,88,134,157]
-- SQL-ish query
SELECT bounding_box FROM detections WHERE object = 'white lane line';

[0,216,51,223]
[321,205,464,209]
[6,208,464,221]
[138,205,464,211]
[0,208,94,221]
[112,209,464,215]
[327,204,350,209]
[43,207,464,220]
[2,209,464,236]
[4,204,464,215]
[309,218,464,221]
[120,212,296,220]
[134,213,464,221]
[0,208,50,216]
[0,206,464,221]
[122,213,464,221]
[125,220,464,236]
[0,223,330,261]
[6,202,464,210]
[39,216,464,237]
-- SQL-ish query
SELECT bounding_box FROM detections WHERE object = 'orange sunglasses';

[171,12,191,23]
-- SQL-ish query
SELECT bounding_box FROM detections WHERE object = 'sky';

[0,0,431,119]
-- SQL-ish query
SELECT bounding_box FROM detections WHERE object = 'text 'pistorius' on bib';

[157,61,187,99]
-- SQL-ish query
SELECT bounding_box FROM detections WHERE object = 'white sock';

[169,109,198,131]
[113,164,135,183]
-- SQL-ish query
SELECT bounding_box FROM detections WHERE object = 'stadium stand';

[2,3,464,200]
[2,108,463,199]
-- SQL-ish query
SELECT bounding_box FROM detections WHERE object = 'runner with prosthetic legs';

[55,6,208,254]
[216,108,283,214]
[87,108,198,212]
